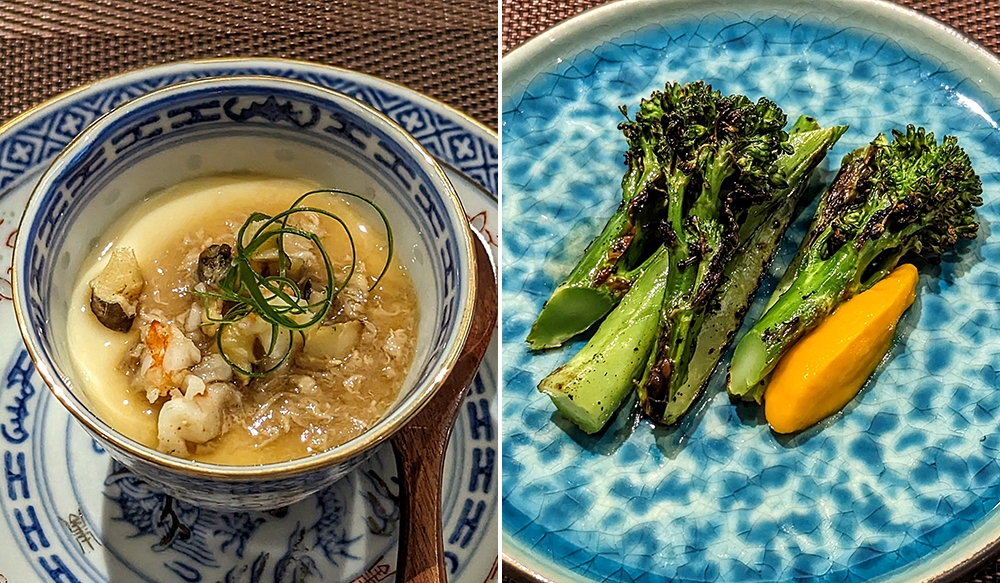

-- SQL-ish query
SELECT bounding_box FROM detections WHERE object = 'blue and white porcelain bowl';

[10,75,476,510]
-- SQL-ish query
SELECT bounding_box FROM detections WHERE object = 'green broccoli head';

[621,82,790,172]
[710,93,792,197]
[819,125,982,281]
[876,126,982,256]
[621,82,792,225]
[612,81,794,279]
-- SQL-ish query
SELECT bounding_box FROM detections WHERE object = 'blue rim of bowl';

[500,0,1000,582]
[0,57,498,203]
[11,75,479,480]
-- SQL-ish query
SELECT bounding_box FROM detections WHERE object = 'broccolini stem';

[525,210,633,350]
[728,241,860,397]
[675,184,804,418]
[537,247,670,433]
[639,152,737,421]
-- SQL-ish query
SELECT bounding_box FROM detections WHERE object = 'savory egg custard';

[67,175,417,465]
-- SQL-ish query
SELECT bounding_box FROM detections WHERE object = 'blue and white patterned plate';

[502,1,1000,581]
[0,58,498,583]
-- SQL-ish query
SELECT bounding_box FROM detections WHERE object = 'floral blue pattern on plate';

[0,58,498,583]
[501,1,1000,582]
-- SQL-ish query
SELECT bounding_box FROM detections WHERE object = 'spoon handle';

[393,235,497,583]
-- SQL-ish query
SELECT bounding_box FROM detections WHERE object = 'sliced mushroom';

[89,246,145,332]
[197,244,232,284]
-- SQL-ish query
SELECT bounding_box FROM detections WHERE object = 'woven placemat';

[501,1,1000,583]
[0,0,498,130]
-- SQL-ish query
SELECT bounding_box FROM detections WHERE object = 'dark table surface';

[501,1,1000,582]
[1,0,498,131]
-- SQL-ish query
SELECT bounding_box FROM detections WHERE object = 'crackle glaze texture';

[502,5,1000,583]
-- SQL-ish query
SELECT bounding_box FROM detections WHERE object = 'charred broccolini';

[728,125,983,402]
[536,81,846,433]
[529,82,788,349]
[641,117,846,424]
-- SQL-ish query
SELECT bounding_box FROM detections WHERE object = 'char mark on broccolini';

[640,116,847,424]
[729,125,983,401]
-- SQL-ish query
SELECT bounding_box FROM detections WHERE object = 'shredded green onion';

[194,189,393,377]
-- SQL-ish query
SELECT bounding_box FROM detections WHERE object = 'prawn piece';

[156,379,239,457]
[139,319,202,403]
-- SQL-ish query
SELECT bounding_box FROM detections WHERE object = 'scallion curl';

[193,189,394,377]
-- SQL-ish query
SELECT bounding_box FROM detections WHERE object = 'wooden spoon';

[392,234,498,583]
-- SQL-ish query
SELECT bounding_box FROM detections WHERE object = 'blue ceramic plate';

[501,1,1000,581]
[0,59,498,583]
